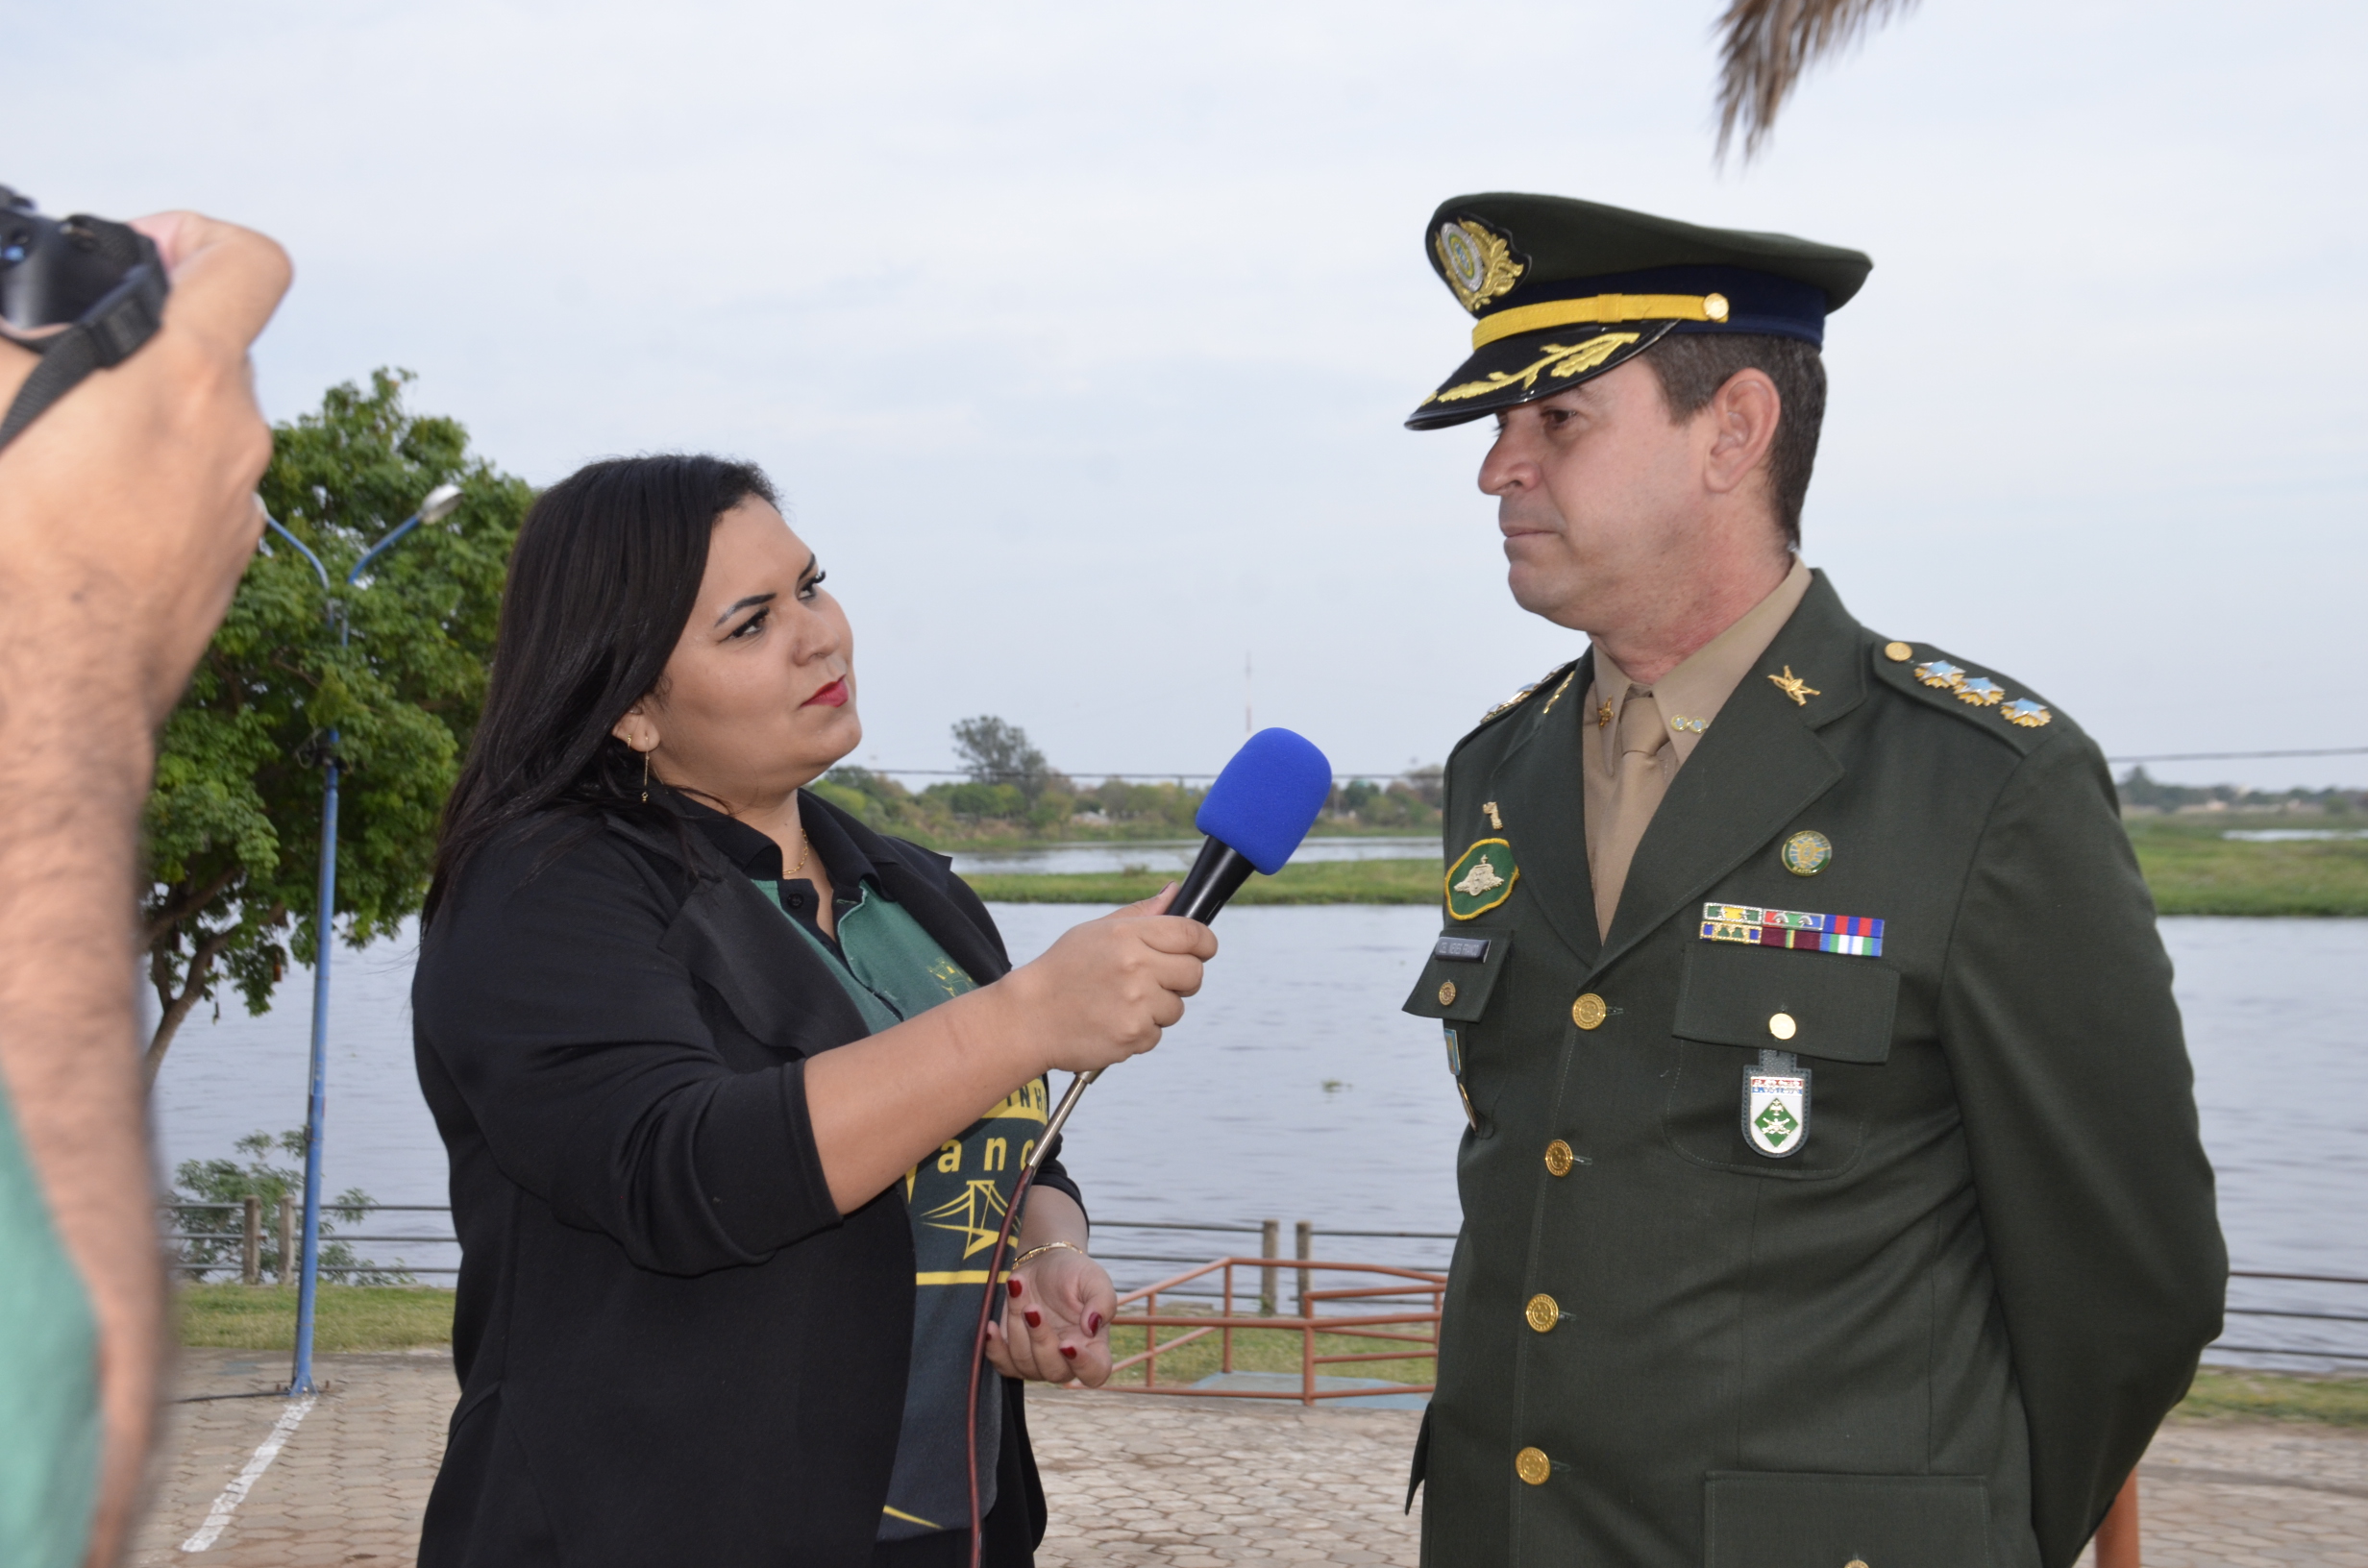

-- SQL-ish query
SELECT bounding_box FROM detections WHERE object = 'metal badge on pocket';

[1742,1049,1812,1158]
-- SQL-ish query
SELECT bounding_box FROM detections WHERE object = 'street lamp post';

[262,482,463,1396]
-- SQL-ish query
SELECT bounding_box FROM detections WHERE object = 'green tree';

[950,715,1071,805]
[140,370,530,1083]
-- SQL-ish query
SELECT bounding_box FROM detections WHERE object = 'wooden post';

[2095,1471,2140,1568]
[1295,1220,1314,1316]
[241,1196,262,1286]
[1260,1219,1279,1316]
[277,1194,297,1286]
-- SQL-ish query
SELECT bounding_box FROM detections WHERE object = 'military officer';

[1397,194,2225,1568]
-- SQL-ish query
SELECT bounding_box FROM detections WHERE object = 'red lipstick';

[802,678,850,708]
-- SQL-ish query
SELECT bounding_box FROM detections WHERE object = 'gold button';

[1846,1561,1870,1568]
[1702,292,1730,322]
[1768,1012,1797,1041]
[1884,641,1912,662]
[1525,1293,1560,1333]
[1543,1139,1575,1177]
[1516,1446,1551,1485]
[1571,992,1607,1030]
[1438,980,1458,1006]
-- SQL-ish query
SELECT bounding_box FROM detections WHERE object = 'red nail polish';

[1086,1312,1103,1335]
[1024,1310,1042,1328]
[1007,1280,1022,1297]
[1060,1345,1077,1360]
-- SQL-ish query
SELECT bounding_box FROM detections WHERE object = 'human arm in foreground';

[0,210,291,1565]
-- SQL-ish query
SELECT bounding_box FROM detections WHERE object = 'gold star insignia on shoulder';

[1767,666,1820,706]
[1914,659,1966,690]
[1955,676,2006,707]
[2002,698,2052,728]
[1480,683,1539,723]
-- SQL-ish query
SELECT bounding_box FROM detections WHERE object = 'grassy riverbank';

[2125,819,2368,916]
[171,1286,2368,1429]
[176,1284,456,1352]
[967,820,2368,916]
[965,858,1440,906]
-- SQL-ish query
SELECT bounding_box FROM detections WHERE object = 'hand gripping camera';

[0,185,170,453]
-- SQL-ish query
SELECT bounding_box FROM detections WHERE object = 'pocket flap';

[1704,1472,1992,1568]
[1675,941,1899,1065]
[1402,930,1515,1022]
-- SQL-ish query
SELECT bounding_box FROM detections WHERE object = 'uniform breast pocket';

[1704,1473,1992,1568]
[1402,930,1515,1132]
[1663,941,1901,1179]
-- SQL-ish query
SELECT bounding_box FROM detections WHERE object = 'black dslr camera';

[0,184,170,451]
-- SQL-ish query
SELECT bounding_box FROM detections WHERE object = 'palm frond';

[1714,0,1922,161]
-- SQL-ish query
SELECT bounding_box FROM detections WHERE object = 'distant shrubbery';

[2118,767,2363,816]
[808,717,1443,845]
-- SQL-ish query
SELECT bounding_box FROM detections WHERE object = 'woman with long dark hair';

[412,455,1213,1567]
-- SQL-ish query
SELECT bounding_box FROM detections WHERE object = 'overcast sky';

[21,0,2366,789]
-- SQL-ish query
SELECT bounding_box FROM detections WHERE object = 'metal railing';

[160,1200,459,1283]
[1100,1255,1447,1405]
[156,1200,2367,1376]
[2212,1268,2368,1368]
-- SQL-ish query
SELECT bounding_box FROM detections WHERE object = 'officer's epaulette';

[1867,637,2067,754]
[1469,658,1582,734]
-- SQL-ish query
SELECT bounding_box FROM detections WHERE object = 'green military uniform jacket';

[1403,572,2224,1568]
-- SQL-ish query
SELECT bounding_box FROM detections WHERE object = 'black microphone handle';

[1169,836,1256,924]
[1024,834,1254,1173]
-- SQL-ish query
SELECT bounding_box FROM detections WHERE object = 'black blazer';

[412,793,1072,1567]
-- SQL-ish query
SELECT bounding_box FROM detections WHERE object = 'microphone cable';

[959,726,1330,1567]
[963,1073,1098,1568]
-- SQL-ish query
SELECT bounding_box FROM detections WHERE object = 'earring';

[640,748,651,804]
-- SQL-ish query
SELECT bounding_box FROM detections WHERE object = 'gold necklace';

[787,828,812,879]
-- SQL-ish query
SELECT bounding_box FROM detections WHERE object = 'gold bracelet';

[1010,1240,1086,1270]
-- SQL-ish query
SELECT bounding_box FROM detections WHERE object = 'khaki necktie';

[1594,689,1668,940]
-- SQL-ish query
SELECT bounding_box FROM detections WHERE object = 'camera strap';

[0,223,169,455]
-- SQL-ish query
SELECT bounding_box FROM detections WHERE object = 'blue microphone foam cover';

[1196,728,1334,875]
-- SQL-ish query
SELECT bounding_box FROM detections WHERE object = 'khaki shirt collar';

[1591,557,1813,768]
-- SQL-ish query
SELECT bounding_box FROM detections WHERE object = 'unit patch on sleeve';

[1701,903,1885,958]
[1445,839,1518,920]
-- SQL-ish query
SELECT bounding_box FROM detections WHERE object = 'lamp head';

[418,483,464,525]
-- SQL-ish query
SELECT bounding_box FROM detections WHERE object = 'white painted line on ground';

[179,1393,316,1553]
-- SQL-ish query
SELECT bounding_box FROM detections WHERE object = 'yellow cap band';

[1471,292,1728,350]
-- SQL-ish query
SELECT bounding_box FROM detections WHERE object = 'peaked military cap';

[1406,193,1873,429]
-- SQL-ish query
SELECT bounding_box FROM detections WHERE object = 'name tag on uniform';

[1432,936,1492,963]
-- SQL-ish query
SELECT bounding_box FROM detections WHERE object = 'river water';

[150,903,2367,1365]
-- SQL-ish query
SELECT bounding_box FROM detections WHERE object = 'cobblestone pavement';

[133,1349,2367,1565]
[129,1348,453,1566]
[1030,1391,1426,1566]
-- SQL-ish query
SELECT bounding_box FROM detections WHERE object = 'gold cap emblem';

[1435,219,1525,315]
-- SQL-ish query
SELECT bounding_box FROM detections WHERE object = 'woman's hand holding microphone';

[805,886,1219,1216]
[993,885,1219,1075]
